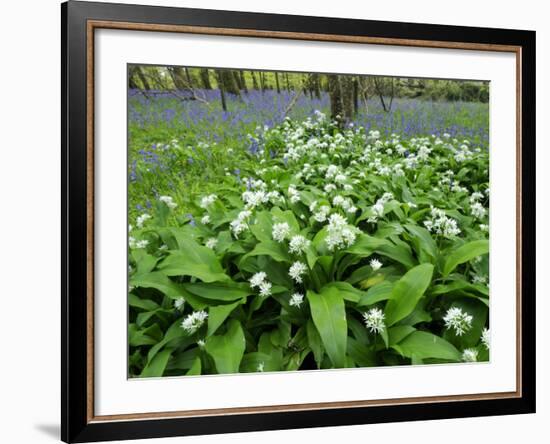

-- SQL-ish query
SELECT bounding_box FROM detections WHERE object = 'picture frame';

[61,1,536,442]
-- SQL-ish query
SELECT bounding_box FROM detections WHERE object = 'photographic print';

[127,66,490,378]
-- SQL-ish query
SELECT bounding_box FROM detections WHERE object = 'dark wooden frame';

[62,1,536,442]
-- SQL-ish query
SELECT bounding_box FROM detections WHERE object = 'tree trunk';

[328,75,344,126]
[239,70,248,93]
[136,67,151,90]
[251,71,259,90]
[215,70,227,111]
[199,69,212,89]
[275,72,281,94]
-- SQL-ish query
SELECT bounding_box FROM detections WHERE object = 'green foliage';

[128,107,490,377]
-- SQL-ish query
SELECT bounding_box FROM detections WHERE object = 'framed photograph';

[62,1,536,442]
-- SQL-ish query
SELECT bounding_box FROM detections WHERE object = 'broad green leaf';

[242,240,292,263]
[250,211,274,243]
[140,349,172,377]
[205,320,246,374]
[392,331,461,361]
[130,272,187,299]
[388,325,416,345]
[183,282,253,301]
[375,242,416,270]
[405,224,438,263]
[167,348,198,370]
[271,207,300,232]
[442,240,489,276]
[158,240,229,282]
[345,233,388,256]
[147,319,193,362]
[306,287,347,368]
[129,293,159,311]
[357,281,394,307]
[323,281,364,303]
[131,249,159,275]
[186,357,201,375]
[384,263,434,326]
[347,337,376,367]
[207,300,242,336]
[306,320,324,368]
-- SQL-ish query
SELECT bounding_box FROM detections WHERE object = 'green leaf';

[306,287,347,368]
[345,233,387,256]
[404,224,438,263]
[357,281,394,307]
[129,293,159,311]
[207,300,243,336]
[271,207,300,232]
[306,320,324,368]
[250,211,274,243]
[131,249,159,274]
[183,282,253,301]
[158,240,229,282]
[388,326,416,345]
[323,281,364,303]
[186,357,202,375]
[384,263,434,326]
[242,240,292,263]
[375,242,416,270]
[392,331,461,361]
[130,272,187,299]
[140,349,172,377]
[205,320,246,374]
[347,337,376,367]
[442,240,489,276]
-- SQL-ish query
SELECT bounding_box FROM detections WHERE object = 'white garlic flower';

[249,272,267,289]
[462,348,478,362]
[136,213,151,228]
[200,194,217,209]
[481,328,490,349]
[272,222,291,243]
[370,258,382,271]
[259,281,272,298]
[159,195,177,209]
[201,215,211,225]
[363,307,385,334]
[205,237,218,250]
[288,235,311,255]
[257,361,265,372]
[289,292,304,308]
[443,307,473,336]
[181,310,208,334]
[173,297,185,310]
[289,261,308,283]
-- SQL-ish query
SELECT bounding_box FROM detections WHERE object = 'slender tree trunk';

[239,70,248,93]
[215,70,227,111]
[328,75,344,127]
[199,69,212,89]
[275,72,281,94]
[251,71,259,90]
[136,67,151,90]
[285,73,291,90]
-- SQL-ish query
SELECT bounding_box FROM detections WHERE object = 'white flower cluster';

[230,210,252,238]
[325,214,358,251]
[129,237,149,249]
[272,222,291,242]
[159,195,177,209]
[332,195,357,214]
[200,194,218,209]
[173,297,185,310]
[136,213,151,228]
[443,307,473,336]
[205,237,218,249]
[481,327,490,349]
[462,348,478,362]
[289,292,304,308]
[181,310,208,334]
[289,261,308,283]
[370,258,383,271]
[368,192,394,223]
[242,190,269,209]
[288,235,311,255]
[287,185,301,204]
[363,307,385,334]
[423,206,461,238]
[201,215,211,225]
[249,271,272,297]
